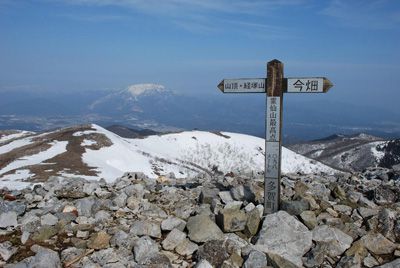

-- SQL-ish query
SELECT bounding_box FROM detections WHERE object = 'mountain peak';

[126,83,165,97]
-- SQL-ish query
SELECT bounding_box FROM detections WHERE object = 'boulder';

[130,220,161,238]
[187,214,223,243]
[0,212,17,228]
[217,208,247,232]
[312,225,353,257]
[87,231,111,250]
[361,233,397,255]
[256,211,312,268]
[243,250,268,268]
[161,228,186,251]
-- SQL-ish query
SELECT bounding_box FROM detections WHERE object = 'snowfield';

[0,124,339,189]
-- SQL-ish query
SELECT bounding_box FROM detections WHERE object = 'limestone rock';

[312,225,353,257]
[175,239,199,256]
[133,236,159,264]
[0,241,17,261]
[244,208,261,237]
[243,250,268,268]
[130,220,161,238]
[196,240,230,267]
[187,214,223,243]
[217,208,247,232]
[40,213,58,226]
[256,211,312,268]
[300,210,317,230]
[361,233,397,255]
[0,212,17,228]
[281,200,309,216]
[161,217,186,232]
[161,228,186,251]
[87,231,111,250]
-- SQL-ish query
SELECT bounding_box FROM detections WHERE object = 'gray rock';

[95,210,111,224]
[244,208,261,237]
[75,197,95,217]
[336,255,362,268]
[90,248,120,266]
[0,201,26,216]
[374,186,397,205]
[87,231,111,250]
[113,192,127,208]
[300,210,317,230]
[21,231,30,244]
[199,188,219,204]
[162,228,186,251]
[376,258,400,268]
[363,255,379,268]
[130,220,161,238]
[312,225,353,257]
[219,191,234,204]
[0,212,18,228]
[124,184,145,198]
[217,208,247,232]
[377,208,396,240]
[230,185,253,202]
[196,240,230,267]
[256,210,312,268]
[110,230,133,249]
[361,233,397,255]
[0,241,17,261]
[60,247,85,265]
[281,200,310,216]
[161,217,186,231]
[175,239,199,256]
[55,182,86,199]
[31,224,59,242]
[29,245,61,268]
[195,259,213,268]
[133,236,159,264]
[358,207,378,218]
[187,214,223,243]
[244,203,256,213]
[243,250,268,268]
[40,213,58,226]
[83,182,100,195]
[224,201,243,210]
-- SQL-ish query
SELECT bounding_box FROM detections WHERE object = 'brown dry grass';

[0,124,113,182]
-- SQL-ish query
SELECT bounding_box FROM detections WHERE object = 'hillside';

[0,124,338,190]
[287,133,400,172]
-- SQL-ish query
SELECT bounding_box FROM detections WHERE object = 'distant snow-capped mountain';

[89,83,176,115]
[0,124,338,189]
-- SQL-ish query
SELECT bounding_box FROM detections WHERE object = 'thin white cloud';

[55,0,306,37]
[321,0,400,29]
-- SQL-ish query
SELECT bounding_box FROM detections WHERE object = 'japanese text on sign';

[266,97,280,142]
[265,178,279,211]
[265,141,280,178]
[223,79,265,93]
[287,78,323,93]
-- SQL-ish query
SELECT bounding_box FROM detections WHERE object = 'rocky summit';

[0,167,399,267]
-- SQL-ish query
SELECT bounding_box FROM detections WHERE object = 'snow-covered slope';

[0,124,338,189]
[287,133,391,172]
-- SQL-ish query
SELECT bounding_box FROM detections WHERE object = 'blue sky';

[1,0,400,112]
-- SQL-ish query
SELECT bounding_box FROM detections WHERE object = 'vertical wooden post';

[264,59,284,215]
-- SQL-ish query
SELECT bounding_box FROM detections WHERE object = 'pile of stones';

[0,167,399,267]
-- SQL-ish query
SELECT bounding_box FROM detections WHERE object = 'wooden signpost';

[217,59,333,215]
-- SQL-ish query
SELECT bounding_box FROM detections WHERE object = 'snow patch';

[0,141,68,175]
[0,138,33,155]
[126,83,165,96]
[0,169,41,190]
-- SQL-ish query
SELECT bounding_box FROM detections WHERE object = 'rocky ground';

[0,167,399,267]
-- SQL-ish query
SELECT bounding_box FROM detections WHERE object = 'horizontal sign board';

[287,78,324,93]
[219,78,266,93]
